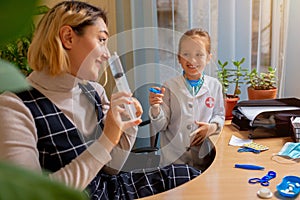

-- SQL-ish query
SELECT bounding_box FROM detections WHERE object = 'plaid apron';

[17,83,200,199]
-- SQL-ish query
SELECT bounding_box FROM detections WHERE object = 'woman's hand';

[190,122,217,146]
[149,87,165,118]
[103,91,142,145]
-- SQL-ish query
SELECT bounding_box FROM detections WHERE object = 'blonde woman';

[0,1,199,199]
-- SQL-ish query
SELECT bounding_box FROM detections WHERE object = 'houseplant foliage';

[0,0,37,44]
[0,59,31,93]
[217,60,229,98]
[0,161,87,200]
[0,5,50,77]
[231,57,247,97]
[245,66,277,100]
[245,67,276,90]
[0,33,33,77]
[218,58,247,98]
[0,1,86,199]
[0,5,49,93]
[217,58,247,119]
[0,0,38,93]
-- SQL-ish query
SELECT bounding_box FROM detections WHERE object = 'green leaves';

[0,0,38,45]
[0,35,33,76]
[217,58,247,98]
[0,161,87,200]
[33,5,50,15]
[217,60,230,97]
[0,1,50,93]
[0,59,30,93]
[245,66,277,90]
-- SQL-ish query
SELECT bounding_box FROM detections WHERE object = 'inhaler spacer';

[108,52,137,120]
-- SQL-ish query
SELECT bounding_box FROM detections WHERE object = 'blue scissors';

[248,171,276,186]
[238,147,260,153]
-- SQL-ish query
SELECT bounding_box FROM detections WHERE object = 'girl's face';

[178,36,211,80]
[68,18,109,81]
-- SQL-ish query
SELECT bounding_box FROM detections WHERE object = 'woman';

[0,1,199,199]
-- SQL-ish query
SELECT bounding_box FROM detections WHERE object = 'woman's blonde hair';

[28,1,107,76]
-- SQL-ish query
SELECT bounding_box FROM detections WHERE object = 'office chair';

[131,119,159,153]
[121,83,161,172]
[121,120,160,172]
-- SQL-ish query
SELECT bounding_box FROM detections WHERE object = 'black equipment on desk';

[231,98,300,139]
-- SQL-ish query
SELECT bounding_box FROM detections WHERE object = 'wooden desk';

[141,122,300,199]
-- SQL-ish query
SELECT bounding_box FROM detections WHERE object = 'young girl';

[149,28,225,171]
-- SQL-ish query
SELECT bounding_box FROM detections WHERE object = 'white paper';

[228,135,252,146]
[238,106,300,121]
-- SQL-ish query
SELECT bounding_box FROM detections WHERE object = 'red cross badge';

[205,97,215,108]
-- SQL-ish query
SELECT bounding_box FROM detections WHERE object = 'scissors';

[238,147,260,153]
[248,171,276,186]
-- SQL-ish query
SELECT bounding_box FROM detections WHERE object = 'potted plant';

[245,66,277,100]
[217,57,247,120]
[0,34,33,77]
[0,5,49,77]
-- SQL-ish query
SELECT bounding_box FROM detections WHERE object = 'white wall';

[283,0,300,98]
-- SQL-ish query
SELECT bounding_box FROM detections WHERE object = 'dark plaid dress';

[17,83,200,200]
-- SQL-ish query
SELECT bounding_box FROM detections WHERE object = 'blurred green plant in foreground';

[0,161,87,200]
[0,2,49,92]
[0,1,87,199]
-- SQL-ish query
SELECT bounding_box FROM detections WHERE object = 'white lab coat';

[149,75,225,169]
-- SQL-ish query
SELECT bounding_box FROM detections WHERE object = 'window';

[152,0,289,99]
[155,0,218,82]
[252,0,272,70]
[114,0,289,100]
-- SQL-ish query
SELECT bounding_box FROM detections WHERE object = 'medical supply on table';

[108,52,136,120]
[238,147,261,153]
[149,87,161,94]
[275,142,300,160]
[257,188,273,199]
[238,142,269,153]
[228,135,253,146]
[277,175,300,198]
[248,171,276,186]
[234,164,265,170]
[243,142,269,151]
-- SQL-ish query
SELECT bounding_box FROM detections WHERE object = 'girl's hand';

[149,87,165,118]
[103,92,142,145]
[132,97,143,118]
[190,122,217,146]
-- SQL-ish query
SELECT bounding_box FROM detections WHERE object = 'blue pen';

[234,164,265,170]
[149,87,161,94]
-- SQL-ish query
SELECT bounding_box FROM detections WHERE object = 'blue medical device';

[248,171,277,186]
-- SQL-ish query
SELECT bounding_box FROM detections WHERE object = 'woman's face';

[68,18,109,81]
[178,37,211,80]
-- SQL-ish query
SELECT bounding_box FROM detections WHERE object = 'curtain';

[115,0,289,100]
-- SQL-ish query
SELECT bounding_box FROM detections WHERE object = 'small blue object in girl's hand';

[149,88,161,94]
